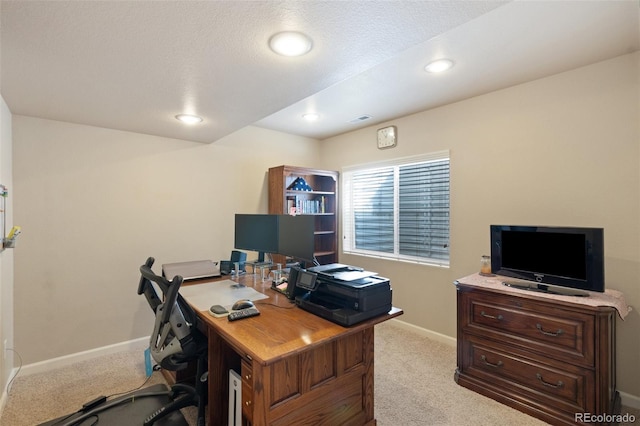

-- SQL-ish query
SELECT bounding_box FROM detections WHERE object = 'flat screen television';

[234,214,315,264]
[490,225,604,296]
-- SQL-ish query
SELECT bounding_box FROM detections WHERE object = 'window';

[342,151,450,266]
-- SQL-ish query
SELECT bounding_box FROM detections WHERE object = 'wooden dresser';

[455,275,620,425]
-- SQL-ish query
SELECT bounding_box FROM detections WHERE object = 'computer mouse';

[232,299,254,311]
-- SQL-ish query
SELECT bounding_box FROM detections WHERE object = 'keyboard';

[228,307,260,321]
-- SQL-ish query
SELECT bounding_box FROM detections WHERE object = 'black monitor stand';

[502,280,589,297]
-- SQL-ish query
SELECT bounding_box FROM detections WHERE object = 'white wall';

[320,53,640,400]
[12,120,320,364]
[7,50,639,405]
[0,95,15,407]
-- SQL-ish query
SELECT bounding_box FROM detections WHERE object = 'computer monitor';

[234,214,315,264]
[277,215,315,264]
[234,214,279,262]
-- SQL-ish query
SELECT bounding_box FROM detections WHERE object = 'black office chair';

[137,257,208,426]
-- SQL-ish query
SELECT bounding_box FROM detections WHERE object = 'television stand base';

[502,280,589,297]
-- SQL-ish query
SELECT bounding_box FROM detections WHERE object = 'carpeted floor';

[1,320,638,425]
[374,322,547,425]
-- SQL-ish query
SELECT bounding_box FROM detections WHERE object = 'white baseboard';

[0,380,9,417]
[19,336,149,377]
[5,324,640,412]
[387,318,640,408]
[388,318,456,347]
[620,391,640,410]
[1,339,149,420]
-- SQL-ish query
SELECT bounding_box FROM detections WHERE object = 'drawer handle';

[244,374,251,380]
[480,355,503,368]
[536,373,564,389]
[536,323,564,337]
[245,400,252,406]
[480,311,503,320]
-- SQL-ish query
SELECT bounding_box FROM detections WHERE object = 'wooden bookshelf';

[268,165,339,267]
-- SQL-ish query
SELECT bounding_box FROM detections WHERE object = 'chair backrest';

[137,257,205,371]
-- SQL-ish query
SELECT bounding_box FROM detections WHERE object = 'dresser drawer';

[463,291,595,366]
[241,359,253,422]
[456,281,618,425]
[461,336,593,414]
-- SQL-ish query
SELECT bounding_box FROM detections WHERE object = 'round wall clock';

[377,126,397,149]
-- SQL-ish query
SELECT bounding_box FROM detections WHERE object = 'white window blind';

[343,151,450,266]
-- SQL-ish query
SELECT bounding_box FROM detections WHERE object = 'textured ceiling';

[1,1,638,143]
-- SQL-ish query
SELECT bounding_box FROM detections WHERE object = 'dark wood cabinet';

[455,278,619,425]
[268,165,338,266]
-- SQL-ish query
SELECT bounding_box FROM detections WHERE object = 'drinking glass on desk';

[232,262,240,279]
[270,263,283,283]
[255,265,267,281]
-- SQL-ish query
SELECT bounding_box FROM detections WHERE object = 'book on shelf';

[286,195,326,215]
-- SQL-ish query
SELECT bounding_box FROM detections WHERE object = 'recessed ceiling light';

[302,113,319,121]
[175,114,203,124]
[424,59,454,73]
[269,31,313,57]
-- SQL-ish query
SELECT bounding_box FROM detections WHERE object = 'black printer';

[294,263,392,326]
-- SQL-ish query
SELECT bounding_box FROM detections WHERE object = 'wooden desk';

[187,274,402,426]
